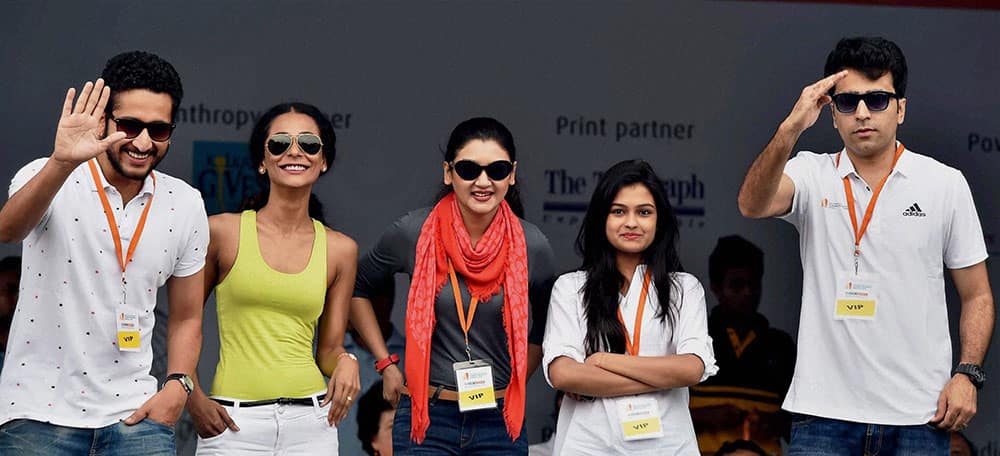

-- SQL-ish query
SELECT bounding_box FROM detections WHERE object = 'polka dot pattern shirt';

[0,158,208,428]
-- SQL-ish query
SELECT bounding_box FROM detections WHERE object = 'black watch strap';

[163,373,193,395]
[953,363,986,389]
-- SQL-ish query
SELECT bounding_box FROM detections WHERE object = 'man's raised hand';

[52,79,128,166]
[782,70,848,134]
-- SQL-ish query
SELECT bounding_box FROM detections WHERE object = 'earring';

[321,166,327,173]
[258,166,266,175]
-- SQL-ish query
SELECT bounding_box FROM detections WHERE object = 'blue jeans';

[788,414,948,456]
[0,418,175,455]
[393,396,527,455]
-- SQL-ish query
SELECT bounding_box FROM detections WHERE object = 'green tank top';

[211,210,328,399]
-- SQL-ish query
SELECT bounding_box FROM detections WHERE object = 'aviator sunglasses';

[266,133,324,156]
[111,117,176,142]
[450,160,514,181]
[831,91,901,114]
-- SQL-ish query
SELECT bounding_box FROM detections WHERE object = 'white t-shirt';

[780,147,987,425]
[543,267,718,455]
[0,158,209,428]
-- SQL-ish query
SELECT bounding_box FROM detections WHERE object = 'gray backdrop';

[2,1,998,454]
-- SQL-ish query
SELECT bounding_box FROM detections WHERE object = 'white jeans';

[195,393,339,455]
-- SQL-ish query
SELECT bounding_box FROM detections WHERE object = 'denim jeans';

[0,418,175,455]
[788,414,948,456]
[393,396,528,455]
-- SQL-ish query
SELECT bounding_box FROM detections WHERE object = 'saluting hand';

[52,79,128,167]
[781,70,848,134]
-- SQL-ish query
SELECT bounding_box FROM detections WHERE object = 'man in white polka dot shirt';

[0,51,208,455]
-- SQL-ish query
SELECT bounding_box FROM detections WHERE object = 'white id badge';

[453,360,497,412]
[116,306,141,352]
[615,395,663,441]
[833,271,880,320]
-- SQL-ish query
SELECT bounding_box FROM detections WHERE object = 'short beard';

[105,147,159,182]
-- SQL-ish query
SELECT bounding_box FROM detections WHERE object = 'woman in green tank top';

[185,102,360,455]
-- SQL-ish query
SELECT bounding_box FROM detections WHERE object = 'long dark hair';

[575,160,682,355]
[433,117,525,218]
[241,102,336,225]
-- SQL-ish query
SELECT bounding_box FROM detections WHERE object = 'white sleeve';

[171,187,209,278]
[777,152,814,228]
[542,273,587,388]
[8,158,56,233]
[943,170,988,269]
[672,274,718,382]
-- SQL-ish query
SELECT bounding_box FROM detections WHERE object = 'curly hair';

[100,51,183,121]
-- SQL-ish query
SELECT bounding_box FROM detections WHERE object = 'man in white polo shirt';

[738,37,993,455]
[0,51,208,455]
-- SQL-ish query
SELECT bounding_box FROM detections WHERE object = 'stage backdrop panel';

[2,2,997,454]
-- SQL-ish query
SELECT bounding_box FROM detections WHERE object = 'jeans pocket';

[923,423,945,433]
[0,419,32,434]
[790,413,818,427]
[142,418,176,434]
[198,428,228,442]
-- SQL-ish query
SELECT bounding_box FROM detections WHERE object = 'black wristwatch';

[953,363,986,389]
[162,373,194,395]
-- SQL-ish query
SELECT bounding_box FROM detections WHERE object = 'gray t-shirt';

[354,207,556,389]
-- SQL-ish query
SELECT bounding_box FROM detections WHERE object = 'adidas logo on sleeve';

[902,203,926,217]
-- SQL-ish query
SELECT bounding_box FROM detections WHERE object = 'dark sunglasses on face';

[831,90,901,114]
[111,117,176,142]
[267,133,324,156]
[450,160,514,181]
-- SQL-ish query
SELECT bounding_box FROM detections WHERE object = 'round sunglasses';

[111,117,176,142]
[267,133,324,155]
[831,91,901,114]
[449,160,514,181]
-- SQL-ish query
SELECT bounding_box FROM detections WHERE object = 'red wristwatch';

[375,353,400,374]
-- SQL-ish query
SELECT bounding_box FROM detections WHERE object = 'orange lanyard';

[448,260,479,361]
[836,143,904,274]
[616,269,652,357]
[88,159,155,304]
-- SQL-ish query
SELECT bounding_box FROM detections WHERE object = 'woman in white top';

[543,159,718,455]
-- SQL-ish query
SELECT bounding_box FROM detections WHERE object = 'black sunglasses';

[450,160,514,181]
[267,133,324,156]
[831,91,901,113]
[111,117,175,142]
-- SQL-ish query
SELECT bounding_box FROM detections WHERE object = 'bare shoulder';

[208,213,242,242]
[324,226,358,260]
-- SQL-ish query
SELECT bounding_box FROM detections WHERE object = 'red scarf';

[405,192,529,443]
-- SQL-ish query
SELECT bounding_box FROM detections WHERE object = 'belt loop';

[429,385,444,406]
[232,398,240,416]
[311,393,322,416]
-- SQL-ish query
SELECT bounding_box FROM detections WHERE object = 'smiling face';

[100,89,173,181]
[831,68,906,160]
[442,139,516,222]
[605,183,657,259]
[261,112,327,189]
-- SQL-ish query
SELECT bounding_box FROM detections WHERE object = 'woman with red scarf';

[352,117,555,454]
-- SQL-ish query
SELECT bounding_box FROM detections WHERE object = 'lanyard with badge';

[832,143,903,321]
[448,260,498,412]
[613,269,664,441]
[88,159,155,352]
